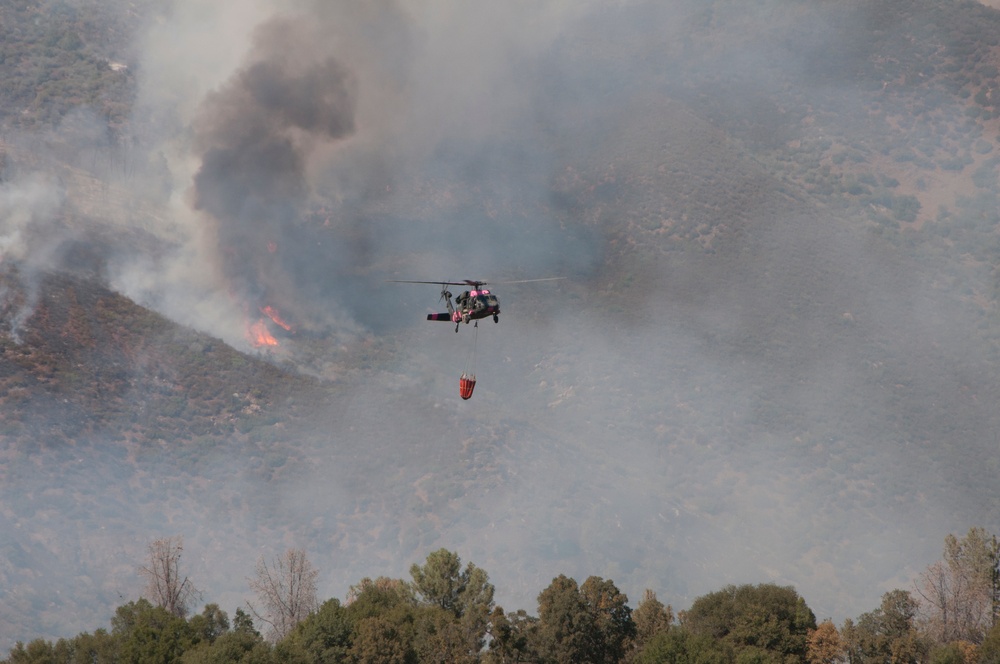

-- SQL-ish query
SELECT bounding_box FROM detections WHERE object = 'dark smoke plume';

[191,15,357,327]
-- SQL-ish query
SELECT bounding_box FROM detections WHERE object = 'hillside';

[4,0,1000,648]
[0,268,332,634]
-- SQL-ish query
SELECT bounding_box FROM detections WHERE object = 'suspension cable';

[464,322,479,378]
[471,322,478,377]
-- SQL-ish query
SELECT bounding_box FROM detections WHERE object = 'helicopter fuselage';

[389,277,561,333]
[427,288,500,327]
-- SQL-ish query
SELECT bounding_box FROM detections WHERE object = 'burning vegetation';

[247,318,279,347]
[246,305,295,348]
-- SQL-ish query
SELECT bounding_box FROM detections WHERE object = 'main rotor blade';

[387,277,565,286]
[488,277,566,284]
[386,280,474,286]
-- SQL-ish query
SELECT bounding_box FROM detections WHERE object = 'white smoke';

[0,173,68,340]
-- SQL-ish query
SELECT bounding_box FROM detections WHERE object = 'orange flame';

[248,319,279,347]
[260,305,293,332]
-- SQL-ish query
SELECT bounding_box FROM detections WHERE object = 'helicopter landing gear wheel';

[493,314,499,323]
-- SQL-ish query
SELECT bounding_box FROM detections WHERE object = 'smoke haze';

[111,0,613,341]
[4,0,1000,646]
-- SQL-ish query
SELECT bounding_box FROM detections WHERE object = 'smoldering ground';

[4,0,1000,645]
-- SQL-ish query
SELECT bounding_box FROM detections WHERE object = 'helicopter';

[388,278,562,332]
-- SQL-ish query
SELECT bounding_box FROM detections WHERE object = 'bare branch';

[247,548,319,642]
[915,529,999,644]
[138,536,199,618]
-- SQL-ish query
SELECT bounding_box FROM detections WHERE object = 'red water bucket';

[459,373,476,400]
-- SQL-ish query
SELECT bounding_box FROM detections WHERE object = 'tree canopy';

[6,531,1000,664]
[683,583,817,664]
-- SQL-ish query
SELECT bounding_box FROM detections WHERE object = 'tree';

[807,620,844,664]
[346,576,416,621]
[5,639,57,664]
[187,603,230,644]
[915,528,1000,645]
[234,608,261,637]
[409,549,495,619]
[842,590,927,664]
[247,549,319,642]
[581,576,636,664]
[485,607,540,663]
[536,574,595,663]
[181,607,274,664]
[349,616,412,664]
[139,535,199,618]
[684,583,816,663]
[281,598,353,663]
[111,598,196,662]
[3,630,118,664]
[632,589,674,648]
[928,643,969,664]
[534,574,635,663]
[412,605,481,664]
[410,549,464,614]
[981,619,1000,664]
[182,629,274,664]
[627,590,675,662]
[635,627,732,664]
[67,629,117,664]
[410,549,496,659]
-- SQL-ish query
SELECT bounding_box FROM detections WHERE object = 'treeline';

[6,528,1000,664]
